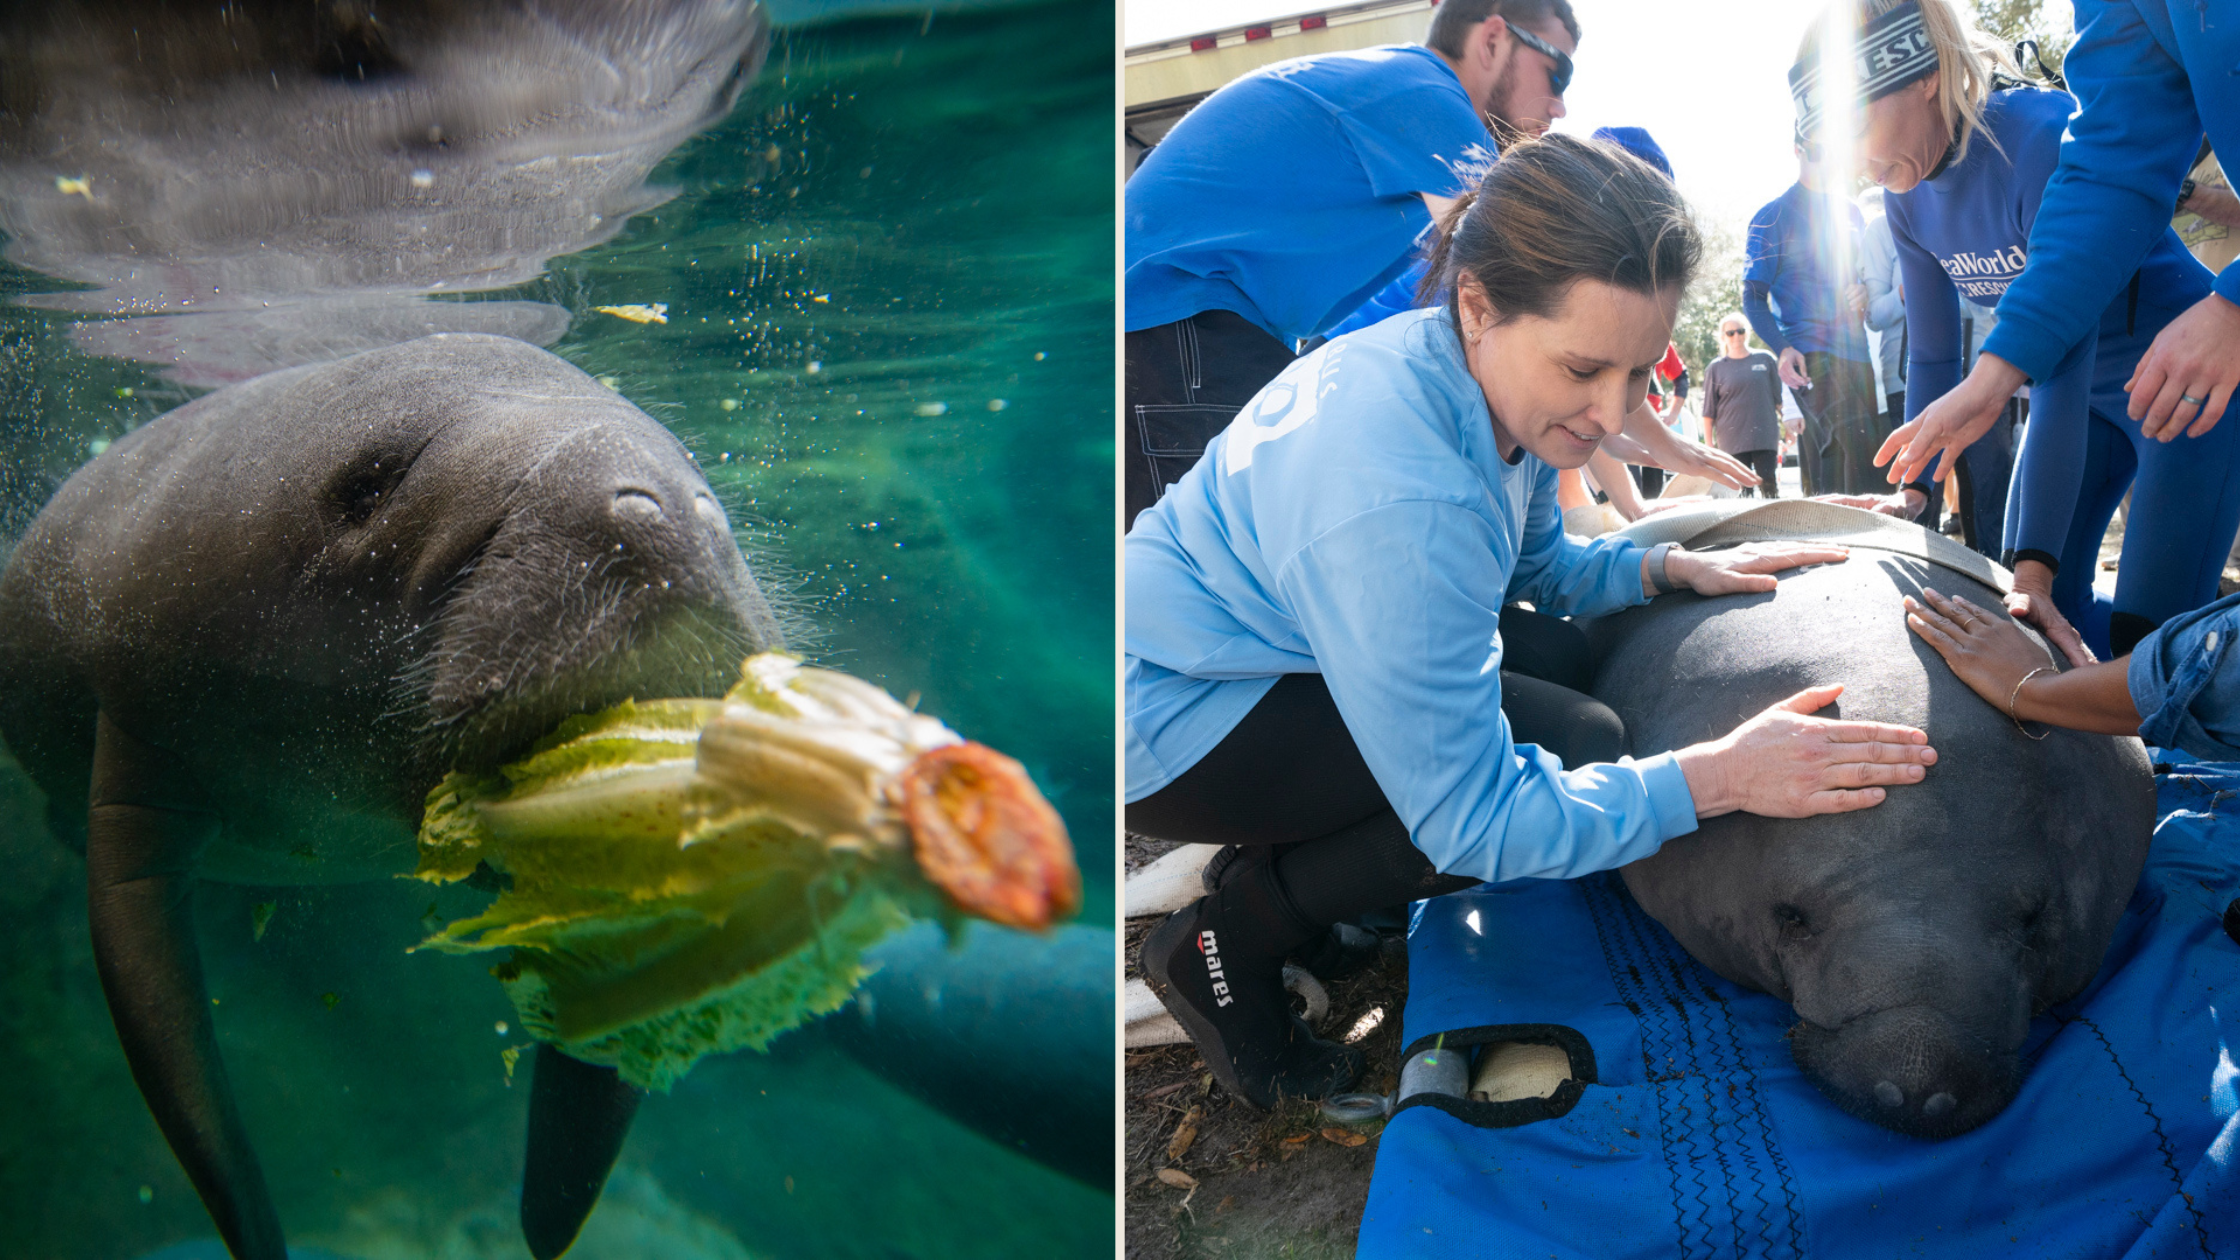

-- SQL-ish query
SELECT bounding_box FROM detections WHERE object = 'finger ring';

[2181,393,2208,406]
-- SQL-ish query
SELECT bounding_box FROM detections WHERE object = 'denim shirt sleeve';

[2129,591,2240,761]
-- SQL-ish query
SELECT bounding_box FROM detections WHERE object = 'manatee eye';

[327,455,408,529]
[2017,906,2046,950]
[1775,904,1814,941]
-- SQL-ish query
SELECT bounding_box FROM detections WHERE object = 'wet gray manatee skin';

[0,331,780,877]
[1584,539,2153,1140]
[0,332,780,1260]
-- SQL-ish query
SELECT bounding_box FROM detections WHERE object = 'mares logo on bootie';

[1199,930,1234,1006]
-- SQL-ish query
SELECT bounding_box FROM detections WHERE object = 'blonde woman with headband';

[1883,0,2240,468]
[1800,0,2228,663]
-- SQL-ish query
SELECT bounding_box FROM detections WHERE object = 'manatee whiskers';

[409,598,756,771]
[1789,1002,2020,1137]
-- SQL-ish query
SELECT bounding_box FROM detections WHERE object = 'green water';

[0,4,1113,1257]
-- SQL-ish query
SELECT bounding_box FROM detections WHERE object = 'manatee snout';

[415,406,780,767]
[1789,1003,2020,1139]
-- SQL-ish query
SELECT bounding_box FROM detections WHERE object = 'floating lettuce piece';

[412,653,1078,1091]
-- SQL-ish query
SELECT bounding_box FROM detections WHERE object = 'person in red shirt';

[1634,342,1690,498]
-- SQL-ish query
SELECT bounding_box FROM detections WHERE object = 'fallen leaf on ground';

[1167,1108,1202,1160]
[1280,1134,1311,1146]
[1218,1195,1236,1213]
[1320,1127,1368,1147]
[1156,1168,1199,1190]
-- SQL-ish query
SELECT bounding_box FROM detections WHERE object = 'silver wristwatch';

[1648,542,1685,595]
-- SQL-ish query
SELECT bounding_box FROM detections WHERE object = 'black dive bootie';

[1201,843,1385,981]
[1142,857,1363,1109]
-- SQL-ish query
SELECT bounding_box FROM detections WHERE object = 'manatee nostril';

[1775,903,1813,941]
[693,494,727,528]
[1923,1091,1956,1117]
[612,490,664,521]
[1873,1080,1904,1108]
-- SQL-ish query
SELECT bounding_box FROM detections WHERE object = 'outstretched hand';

[1676,683,1936,818]
[1664,541,1850,597]
[1876,355,2026,487]
[1620,405,1760,489]
[1812,490,1926,521]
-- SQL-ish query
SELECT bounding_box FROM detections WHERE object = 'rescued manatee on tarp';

[1583,500,2154,1139]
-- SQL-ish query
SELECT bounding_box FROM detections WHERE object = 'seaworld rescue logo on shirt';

[1434,142,1499,198]
[1223,341,1347,474]
[1937,245,2028,301]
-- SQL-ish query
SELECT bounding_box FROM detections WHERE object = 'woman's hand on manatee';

[1903,587,2055,713]
[1811,490,1927,521]
[2003,560,2095,668]
[1666,541,1850,597]
[1676,684,1935,818]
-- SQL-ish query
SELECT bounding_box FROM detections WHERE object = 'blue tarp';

[1360,760,2240,1259]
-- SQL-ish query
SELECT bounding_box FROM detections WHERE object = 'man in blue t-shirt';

[1122,0,1580,528]
[1744,145,1878,497]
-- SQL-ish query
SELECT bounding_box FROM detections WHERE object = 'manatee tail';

[521,1043,643,1259]
[85,715,286,1260]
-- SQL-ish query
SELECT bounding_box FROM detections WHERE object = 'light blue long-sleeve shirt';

[1123,308,1700,885]
[1984,0,2240,380]
[1861,205,1907,402]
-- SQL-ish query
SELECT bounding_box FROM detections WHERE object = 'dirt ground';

[1123,835,1409,1260]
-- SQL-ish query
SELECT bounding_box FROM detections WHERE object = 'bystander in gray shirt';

[1701,350,1784,455]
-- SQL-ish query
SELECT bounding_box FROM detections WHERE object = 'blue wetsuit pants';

[2035,382,2240,661]
[1949,400,2018,559]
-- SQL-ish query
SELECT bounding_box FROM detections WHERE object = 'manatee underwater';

[0,333,1082,1259]
[1583,500,2154,1139]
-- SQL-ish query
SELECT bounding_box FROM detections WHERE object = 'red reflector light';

[1190,35,1216,50]
[1300,14,1327,28]
[1244,25,1271,39]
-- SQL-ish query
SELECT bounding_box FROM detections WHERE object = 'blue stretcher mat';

[1359,761,2240,1259]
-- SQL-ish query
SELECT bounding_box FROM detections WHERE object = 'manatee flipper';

[84,714,286,1260]
[521,1043,644,1259]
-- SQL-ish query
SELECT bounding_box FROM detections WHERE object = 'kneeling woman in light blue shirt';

[1124,134,1939,1109]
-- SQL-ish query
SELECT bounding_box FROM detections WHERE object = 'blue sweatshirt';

[1124,46,1495,344]
[1743,182,1872,360]
[1123,308,1700,884]
[1984,0,2240,380]
[1886,87,2211,561]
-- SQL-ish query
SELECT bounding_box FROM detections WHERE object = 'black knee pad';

[2110,611,2161,659]
[1565,698,1628,768]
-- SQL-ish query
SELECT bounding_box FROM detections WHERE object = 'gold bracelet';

[2007,665,2054,741]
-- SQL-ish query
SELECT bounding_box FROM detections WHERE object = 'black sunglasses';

[1723,329,1747,336]
[1507,24,1574,98]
